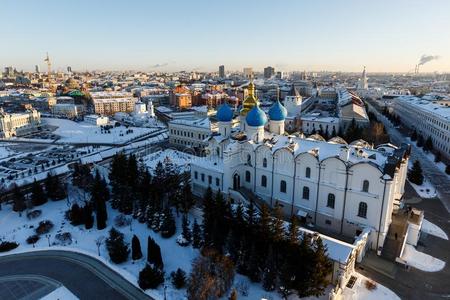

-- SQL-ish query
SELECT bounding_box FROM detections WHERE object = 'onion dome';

[246,105,268,127]
[268,100,287,121]
[216,104,233,122]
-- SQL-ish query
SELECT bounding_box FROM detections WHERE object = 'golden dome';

[240,81,259,116]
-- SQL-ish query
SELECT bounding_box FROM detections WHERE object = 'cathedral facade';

[190,82,410,251]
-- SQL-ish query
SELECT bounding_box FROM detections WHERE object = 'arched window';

[216,147,220,156]
[327,193,335,208]
[358,202,368,218]
[305,167,311,178]
[247,154,252,166]
[263,157,267,168]
[245,171,251,182]
[261,175,267,187]
[280,180,287,193]
[302,186,310,200]
[362,180,369,192]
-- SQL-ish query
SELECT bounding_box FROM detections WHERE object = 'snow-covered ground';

[40,286,79,300]
[0,144,13,159]
[35,118,157,145]
[401,244,446,272]
[408,180,437,199]
[342,272,400,300]
[143,149,196,174]
[421,219,448,240]
[406,138,449,178]
[0,189,283,300]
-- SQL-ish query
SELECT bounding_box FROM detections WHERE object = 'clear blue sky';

[1,0,449,72]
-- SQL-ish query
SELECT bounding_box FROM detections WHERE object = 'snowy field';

[421,219,448,240]
[342,272,400,300]
[408,180,437,199]
[38,118,157,145]
[0,144,13,159]
[40,286,79,300]
[401,244,446,272]
[0,192,285,300]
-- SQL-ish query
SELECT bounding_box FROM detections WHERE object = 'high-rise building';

[264,66,275,79]
[243,67,253,79]
[219,65,225,78]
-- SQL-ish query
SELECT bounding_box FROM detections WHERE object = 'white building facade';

[393,95,450,160]
[168,117,216,149]
[0,108,41,138]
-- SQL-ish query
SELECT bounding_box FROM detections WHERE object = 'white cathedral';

[190,82,410,251]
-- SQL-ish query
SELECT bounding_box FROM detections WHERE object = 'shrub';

[35,220,54,235]
[27,210,42,220]
[171,268,187,289]
[114,214,131,228]
[138,264,165,290]
[54,232,72,246]
[365,280,377,291]
[0,241,19,252]
[26,235,40,245]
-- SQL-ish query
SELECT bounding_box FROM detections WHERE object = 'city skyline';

[1,0,450,73]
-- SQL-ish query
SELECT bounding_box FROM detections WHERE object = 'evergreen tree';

[131,234,143,260]
[31,179,47,206]
[192,219,202,249]
[202,187,215,246]
[408,160,424,185]
[262,245,277,291]
[147,236,164,269]
[106,227,130,264]
[417,134,424,147]
[288,215,299,245]
[181,214,192,244]
[170,268,187,289]
[446,164,450,175]
[271,205,285,244]
[138,263,164,290]
[305,237,332,297]
[181,179,195,214]
[12,185,26,213]
[160,208,176,238]
[92,170,108,230]
[410,129,417,141]
[434,152,441,163]
[424,136,433,152]
[68,203,84,226]
[84,204,94,229]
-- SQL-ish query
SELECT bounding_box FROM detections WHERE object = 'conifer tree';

[434,152,441,163]
[305,237,332,297]
[138,263,164,290]
[84,204,94,229]
[446,164,450,175]
[202,187,215,246]
[106,227,129,264]
[171,268,187,289]
[92,170,108,230]
[147,236,164,269]
[12,185,26,213]
[160,207,176,238]
[410,129,417,141]
[131,234,143,260]
[424,136,433,152]
[408,160,424,185]
[288,215,299,245]
[192,219,202,249]
[31,179,47,206]
[181,214,191,243]
[262,245,277,291]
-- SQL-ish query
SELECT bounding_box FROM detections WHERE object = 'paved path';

[0,250,152,300]
[366,100,450,212]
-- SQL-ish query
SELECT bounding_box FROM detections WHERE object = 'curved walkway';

[0,250,152,300]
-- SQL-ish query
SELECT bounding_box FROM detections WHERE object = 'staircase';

[381,210,409,261]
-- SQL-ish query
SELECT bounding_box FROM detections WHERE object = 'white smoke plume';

[418,54,440,66]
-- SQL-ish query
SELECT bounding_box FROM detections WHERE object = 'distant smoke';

[150,62,169,68]
[418,54,440,66]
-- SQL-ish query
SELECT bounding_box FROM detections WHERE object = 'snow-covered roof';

[396,95,450,120]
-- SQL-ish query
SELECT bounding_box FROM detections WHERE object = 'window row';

[194,171,220,187]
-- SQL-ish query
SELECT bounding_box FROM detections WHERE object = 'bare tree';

[95,236,105,256]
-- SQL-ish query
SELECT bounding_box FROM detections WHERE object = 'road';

[0,250,152,300]
[365,100,450,212]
